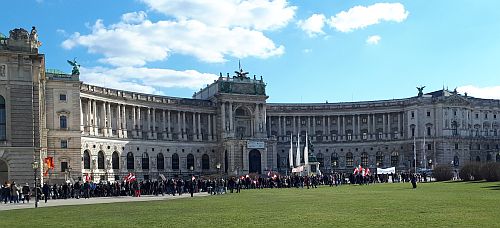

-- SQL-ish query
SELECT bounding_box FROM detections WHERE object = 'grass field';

[1,181,500,227]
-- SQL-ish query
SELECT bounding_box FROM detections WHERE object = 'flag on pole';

[124,173,136,182]
[296,132,301,167]
[289,133,294,168]
[304,132,309,165]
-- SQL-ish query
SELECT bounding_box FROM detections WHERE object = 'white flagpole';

[304,132,309,165]
[296,132,301,167]
[413,136,417,173]
[289,133,293,168]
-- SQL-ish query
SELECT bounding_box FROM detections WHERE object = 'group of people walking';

[1,171,427,205]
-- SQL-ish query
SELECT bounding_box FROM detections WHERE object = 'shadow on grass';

[480,185,500,190]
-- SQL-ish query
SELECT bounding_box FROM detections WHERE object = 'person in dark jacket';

[42,183,50,203]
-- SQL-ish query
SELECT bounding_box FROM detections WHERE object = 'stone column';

[351,115,355,139]
[342,115,346,140]
[162,110,167,140]
[192,112,196,140]
[208,114,212,140]
[80,98,84,133]
[177,111,181,139]
[116,104,122,138]
[137,107,142,138]
[86,99,92,135]
[93,100,98,136]
[212,113,217,140]
[278,116,282,138]
[327,116,331,141]
[372,114,376,137]
[101,102,107,137]
[229,102,233,133]
[388,113,391,139]
[167,110,171,139]
[382,113,387,139]
[107,102,112,137]
[357,115,361,139]
[397,112,401,138]
[221,103,226,132]
[147,108,152,139]
[132,106,137,138]
[367,114,372,138]
[122,105,128,138]
[182,111,186,140]
[152,108,156,139]
[283,116,287,138]
[322,116,326,138]
[312,116,316,136]
[197,113,202,140]
[308,116,311,135]
[337,115,340,139]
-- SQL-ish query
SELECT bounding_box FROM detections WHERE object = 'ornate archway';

[248,149,261,174]
[0,159,8,185]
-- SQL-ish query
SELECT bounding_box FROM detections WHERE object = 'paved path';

[0,193,210,211]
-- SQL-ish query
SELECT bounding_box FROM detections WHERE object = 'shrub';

[433,165,453,181]
[480,162,500,182]
[460,162,481,181]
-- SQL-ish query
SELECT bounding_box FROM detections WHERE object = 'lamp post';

[216,163,221,180]
[31,161,39,208]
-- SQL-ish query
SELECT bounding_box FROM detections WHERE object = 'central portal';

[248,149,261,174]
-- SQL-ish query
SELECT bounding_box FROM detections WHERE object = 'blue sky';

[2,0,500,103]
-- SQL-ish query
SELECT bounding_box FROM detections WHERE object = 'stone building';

[1,27,500,185]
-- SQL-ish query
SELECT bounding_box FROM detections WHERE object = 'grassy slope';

[1,181,499,227]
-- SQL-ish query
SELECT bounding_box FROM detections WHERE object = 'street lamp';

[31,161,39,208]
[216,163,221,179]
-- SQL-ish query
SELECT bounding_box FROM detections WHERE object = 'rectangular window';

[362,132,367,140]
[427,111,431,117]
[411,128,415,137]
[362,118,367,123]
[455,144,459,150]
[427,144,432,150]
[347,133,352,141]
[61,162,68,172]
[475,113,479,119]
[61,139,68,148]
[494,114,497,119]
[427,127,431,136]
[411,112,415,118]
[485,113,488,119]
[59,94,67,101]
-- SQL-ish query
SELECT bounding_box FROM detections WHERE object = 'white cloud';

[80,66,218,94]
[62,13,285,66]
[297,14,326,37]
[303,49,312,53]
[141,0,297,31]
[366,35,381,45]
[328,3,409,33]
[457,85,500,99]
[121,11,147,24]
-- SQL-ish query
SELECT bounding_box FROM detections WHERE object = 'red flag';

[85,173,91,182]
[44,157,55,176]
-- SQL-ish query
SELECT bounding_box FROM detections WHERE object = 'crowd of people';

[1,171,428,205]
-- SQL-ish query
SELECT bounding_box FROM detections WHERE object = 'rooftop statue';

[417,86,425,97]
[67,58,80,75]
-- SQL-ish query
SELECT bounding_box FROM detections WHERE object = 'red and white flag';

[353,165,362,175]
[124,173,136,182]
[85,173,91,182]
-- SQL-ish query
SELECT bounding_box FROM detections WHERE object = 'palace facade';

[1,27,500,184]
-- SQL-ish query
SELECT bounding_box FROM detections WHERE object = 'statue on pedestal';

[67,58,80,75]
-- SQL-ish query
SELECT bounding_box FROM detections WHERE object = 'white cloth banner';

[292,166,304,173]
[377,167,396,174]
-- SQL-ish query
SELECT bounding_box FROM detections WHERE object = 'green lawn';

[1,181,500,227]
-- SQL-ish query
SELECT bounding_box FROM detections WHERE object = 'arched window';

[202,154,210,170]
[97,151,105,169]
[142,152,149,170]
[83,150,90,169]
[346,152,353,167]
[391,152,399,167]
[317,153,324,168]
[376,152,384,167]
[331,153,339,168]
[60,115,67,129]
[127,152,134,170]
[0,96,6,140]
[361,152,368,167]
[453,155,459,167]
[157,153,164,170]
[112,152,119,170]
[172,153,179,170]
[187,154,195,170]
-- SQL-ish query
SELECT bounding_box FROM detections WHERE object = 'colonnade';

[80,98,216,141]
[268,112,406,141]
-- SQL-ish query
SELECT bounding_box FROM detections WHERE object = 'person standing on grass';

[22,183,30,203]
[42,183,50,203]
[411,174,417,189]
